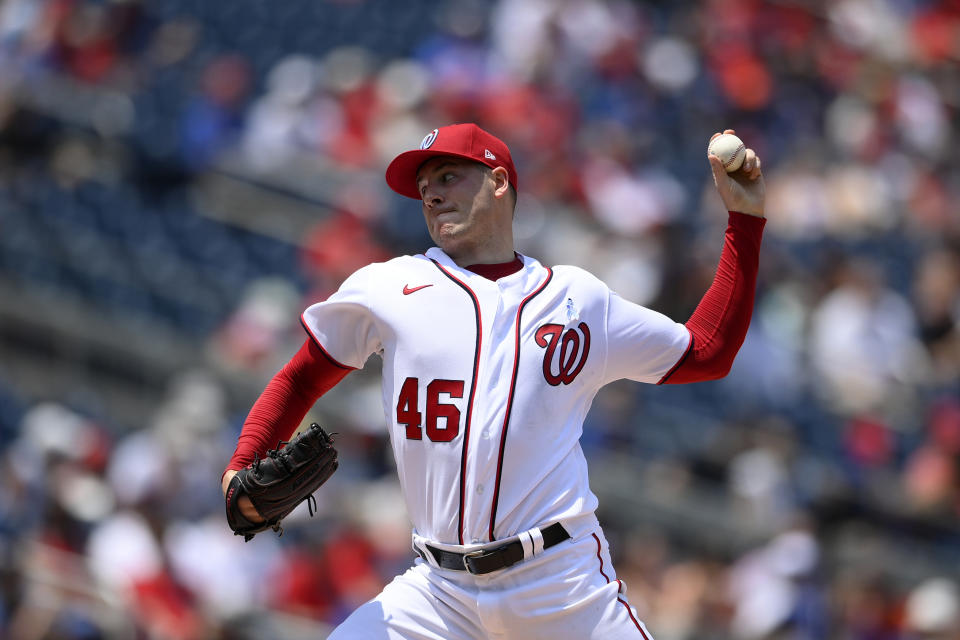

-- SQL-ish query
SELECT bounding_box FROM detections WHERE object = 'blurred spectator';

[905,577,960,640]
[901,398,960,518]
[240,54,328,172]
[210,278,303,373]
[180,53,251,171]
[87,509,207,639]
[300,196,392,300]
[832,570,904,640]
[809,258,929,420]
[913,248,960,385]
[727,527,824,639]
[728,434,797,533]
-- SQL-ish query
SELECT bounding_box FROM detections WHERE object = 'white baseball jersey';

[302,247,690,546]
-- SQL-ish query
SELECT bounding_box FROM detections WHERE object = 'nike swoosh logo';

[403,284,433,295]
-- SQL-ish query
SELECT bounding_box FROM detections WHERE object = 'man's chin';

[437,221,461,235]
[435,234,468,257]
[435,226,462,245]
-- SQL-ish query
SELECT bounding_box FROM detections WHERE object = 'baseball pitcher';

[222,123,766,639]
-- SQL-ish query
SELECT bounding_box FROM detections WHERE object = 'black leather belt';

[416,523,570,575]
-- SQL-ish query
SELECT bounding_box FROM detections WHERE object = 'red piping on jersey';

[618,593,652,640]
[593,533,652,639]
[430,259,483,546]
[593,533,611,582]
[488,268,553,541]
[299,315,356,370]
[655,327,694,384]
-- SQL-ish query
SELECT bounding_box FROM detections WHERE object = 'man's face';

[416,157,505,262]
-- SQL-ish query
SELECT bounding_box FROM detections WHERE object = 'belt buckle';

[461,549,485,574]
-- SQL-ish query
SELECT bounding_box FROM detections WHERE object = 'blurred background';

[0,0,959,638]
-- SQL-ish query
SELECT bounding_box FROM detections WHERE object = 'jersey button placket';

[462,278,497,544]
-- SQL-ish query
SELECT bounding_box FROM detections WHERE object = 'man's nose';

[423,187,444,207]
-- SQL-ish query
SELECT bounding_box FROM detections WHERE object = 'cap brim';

[385,149,486,200]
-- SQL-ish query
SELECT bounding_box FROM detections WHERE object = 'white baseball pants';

[327,527,654,640]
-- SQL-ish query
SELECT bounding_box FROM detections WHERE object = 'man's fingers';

[740,149,762,179]
[240,496,265,522]
[707,153,726,187]
[708,129,736,142]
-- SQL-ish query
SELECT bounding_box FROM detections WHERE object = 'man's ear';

[491,166,510,200]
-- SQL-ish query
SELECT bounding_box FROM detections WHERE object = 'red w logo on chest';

[534,322,591,386]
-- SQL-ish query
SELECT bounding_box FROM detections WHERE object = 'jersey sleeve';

[603,291,692,384]
[301,264,382,369]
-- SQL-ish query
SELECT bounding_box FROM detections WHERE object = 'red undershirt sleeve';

[224,338,353,476]
[658,211,766,384]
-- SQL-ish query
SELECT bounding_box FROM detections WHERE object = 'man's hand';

[221,469,265,523]
[222,423,339,541]
[708,129,765,217]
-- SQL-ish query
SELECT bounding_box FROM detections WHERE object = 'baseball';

[708,133,746,173]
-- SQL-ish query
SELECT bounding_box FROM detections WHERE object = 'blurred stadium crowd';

[0,0,959,638]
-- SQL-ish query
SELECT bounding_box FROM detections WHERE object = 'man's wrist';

[222,469,238,495]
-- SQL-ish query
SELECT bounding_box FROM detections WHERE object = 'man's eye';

[442,173,455,182]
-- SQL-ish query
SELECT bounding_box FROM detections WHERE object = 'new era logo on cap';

[385,123,518,200]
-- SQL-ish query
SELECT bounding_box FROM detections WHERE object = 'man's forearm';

[659,211,765,384]
[224,338,352,474]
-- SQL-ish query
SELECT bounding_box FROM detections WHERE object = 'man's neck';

[466,254,523,281]
[446,245,516,268]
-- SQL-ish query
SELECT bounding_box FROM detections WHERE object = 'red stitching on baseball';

[723,143,745,169]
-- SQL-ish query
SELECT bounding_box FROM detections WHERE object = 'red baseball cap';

[385,123,518,199]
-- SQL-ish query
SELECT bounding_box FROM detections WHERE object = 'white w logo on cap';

[420,129,439,150]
